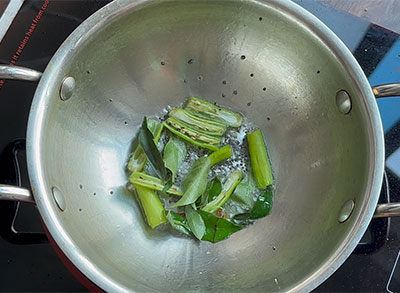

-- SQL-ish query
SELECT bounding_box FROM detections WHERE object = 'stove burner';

[387,248,400,292]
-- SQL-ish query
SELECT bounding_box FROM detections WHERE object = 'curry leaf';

[185,206,205,240]
[202,171,243,214]
[170,156,211,207]
[249,189,273,219]
[198,210,242,243]
[230,173,256,208]
[166,211,191,236]
[139,117,169,180]
[146,119,164,142]
[127,119,163,173]
[200,177,222,206]
[163,137,187,181]
[232,189,274,224]
[208,178,222,202]
[171,146,232,208]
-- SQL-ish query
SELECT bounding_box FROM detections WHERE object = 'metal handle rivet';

[338,200,355,223]
[336,90,352,115]
[60,76,75,101]
[52,186,66,211]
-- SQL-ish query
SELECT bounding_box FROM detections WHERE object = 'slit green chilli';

[127,97,274,243]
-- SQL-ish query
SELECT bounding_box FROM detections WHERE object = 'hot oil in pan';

[144,102,273,221]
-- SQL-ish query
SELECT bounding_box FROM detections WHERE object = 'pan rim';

[26,0,385,292]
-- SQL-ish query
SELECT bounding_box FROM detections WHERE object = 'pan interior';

[33,0,377,291]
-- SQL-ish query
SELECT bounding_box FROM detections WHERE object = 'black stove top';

[1,0,400,291]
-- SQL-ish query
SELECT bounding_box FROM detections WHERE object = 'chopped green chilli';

[169,107,226,136]
[185,97,243,127]
[208,145,232,166]
[202,171,243,213]
[247,129,273,189]
[164,122,219,151]
[129,172,183,196]
[126,97,274,243]
[165,117,221,146]
[133,184,166,229]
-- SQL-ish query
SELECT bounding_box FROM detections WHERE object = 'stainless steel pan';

[1,0,400,291]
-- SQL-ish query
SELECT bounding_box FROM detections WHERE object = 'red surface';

[42,222,103,292]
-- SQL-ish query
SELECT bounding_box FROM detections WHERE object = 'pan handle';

[0,139,47,244]
[0,139,35,204]
[372,83,400,98]
[372,83,400,218]
[0,66,40,202]
[0,185,34,203]
[0,65,42,81]
[374,203,400,218]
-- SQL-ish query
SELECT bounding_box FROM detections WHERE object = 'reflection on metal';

[52,186,66,211]
[338,200,355,223]
[373,83,400,98]
[336,90,352,114]
[374,203,400,218]
[60,76,75,101]
[0,0,24,43]
[0,65,42,81]
[0,184,34,203]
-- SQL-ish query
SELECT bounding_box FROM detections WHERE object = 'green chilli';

[247,129,273,189]
[185,97,242,127]
[129,172,183,196]
[169,107,226,136]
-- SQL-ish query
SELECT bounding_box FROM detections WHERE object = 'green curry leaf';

[127,119,163,173]
[200,177,222,207]
[232,189,274,224]
[139,117,169,180]
[198,210,242,243]
[201,171,243,214]
[166,211,191,236]
[163,137,187,181]
[170,156,211,207]
[185,206,205,240]
[230,173,257,208]
[249,189,273,219]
